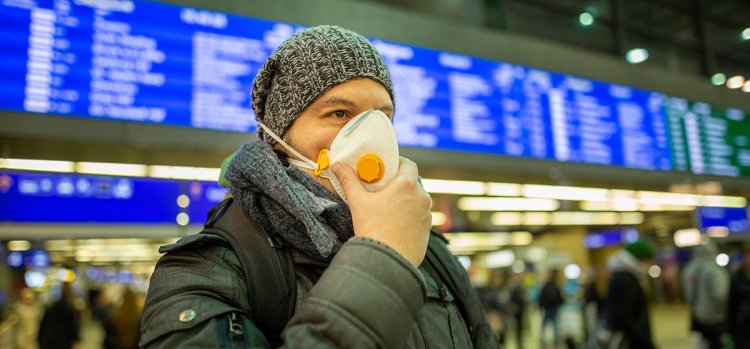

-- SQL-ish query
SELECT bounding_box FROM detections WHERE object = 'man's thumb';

[331,162,364,195]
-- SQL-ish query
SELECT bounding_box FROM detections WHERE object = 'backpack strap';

[201,198,296,347]
[424,230,495,347]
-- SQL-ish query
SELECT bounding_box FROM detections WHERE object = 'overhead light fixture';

[0,158,75,173]
[674,228,702,247]
[701,195,746,208]
[149,165,220,181]
[579,12,594,26]
[491,211,644,226]
[711,73,727,86]
[625,48,649,64]
[421,179,486,195]
[484,249,516,268]
[77,162,147,177]
[741,27,750,41]
[637,191,701,206]
[727,75,745,89]
[743,81,750,93]
[619,212,645,225]
[491,212,523,225]
[8,240,32,251]
[431,211,447,226]
[581,199,639,211]
[486,182,522,196]
[458,197,559,211]
[524,184,609,201]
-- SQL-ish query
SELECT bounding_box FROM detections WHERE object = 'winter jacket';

[682,244,730,325]
[604,250,655,349]
[139,211,494,348]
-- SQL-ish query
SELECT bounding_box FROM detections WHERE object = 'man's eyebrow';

[312,97,358,110]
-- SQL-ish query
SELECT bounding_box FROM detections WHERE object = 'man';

[681,240,729,349]
[604,240,657,349]
[539,270,562,349]
[728,244,750,349]
[140,25,495,348]
[38,282,79,349]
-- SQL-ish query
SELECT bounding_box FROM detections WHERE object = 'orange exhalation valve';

[356,153,385,183]
[314,149,330,176]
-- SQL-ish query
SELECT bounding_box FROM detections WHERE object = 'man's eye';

[330,110,347,119]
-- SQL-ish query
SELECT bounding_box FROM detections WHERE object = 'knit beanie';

[252,25,394,144]
[625,240,655,261]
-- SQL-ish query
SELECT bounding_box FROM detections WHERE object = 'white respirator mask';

[259,109,399,203]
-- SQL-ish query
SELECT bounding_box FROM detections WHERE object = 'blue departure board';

[696,206,749,233]
[0,171,182,223]
[0,0,677,172]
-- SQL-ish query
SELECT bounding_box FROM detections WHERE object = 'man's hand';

[332,157,431,267]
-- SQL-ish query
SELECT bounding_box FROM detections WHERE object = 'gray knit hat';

[252,25,394,144]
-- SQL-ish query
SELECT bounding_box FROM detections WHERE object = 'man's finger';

[331,162,365,196]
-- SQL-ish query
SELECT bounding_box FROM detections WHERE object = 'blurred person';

[3,288,43,349]
[509,272,528,349]
[38,282,80,349]
[682,240,730,349]
[728,245,750,349]
[582,269,603,341]
[604,240,656,349]
[88,288,116,349]
[109,289,141,349]
[539,270,563,349]
[140,25,495,348]
[477,270,507,346]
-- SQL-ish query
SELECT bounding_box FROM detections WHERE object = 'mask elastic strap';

[258,122,319,170]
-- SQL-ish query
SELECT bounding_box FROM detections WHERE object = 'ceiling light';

[458,197,559,211]
[742,28,750,41]
[149,166,220,181]
[484,250,516,268]
[674,228,702,247]
[77,162,147,177]
[581,199,639,211]
[8,240,31,251]
[421,179,486,195]
[711,73,727,86]
[637,191,701,206]
[700,195,746,208]
[743,81,750,93]
[486,182,522,196]
[551,212,619,225]
[1,158,75,173]
[626,48,649,64]
[431,211,447,226]
[619,212,645,225]
[524,184,609,201]
[727,75,745,89]
[491,212,523,226]
[579,12,594,26]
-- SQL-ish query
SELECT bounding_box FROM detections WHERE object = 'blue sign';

[584,228,639,249]
[0,171,183,223]
[185,180,228,223]
[696,206,749,233]
[0,0,676,172]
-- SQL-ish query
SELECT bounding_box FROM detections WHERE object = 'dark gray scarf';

[224,140,354,261]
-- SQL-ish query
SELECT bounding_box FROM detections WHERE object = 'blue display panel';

[0,0,673,171]
[0,171,225,224]
[695,206,749,233]
[584,228,639,249]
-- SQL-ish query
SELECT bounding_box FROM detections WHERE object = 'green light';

[579,12,594,26]
[711,73,726,86]
[742,28,750,41]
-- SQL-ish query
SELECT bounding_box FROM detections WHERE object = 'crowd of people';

[0,283,143,349]
[477,241,750,349]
